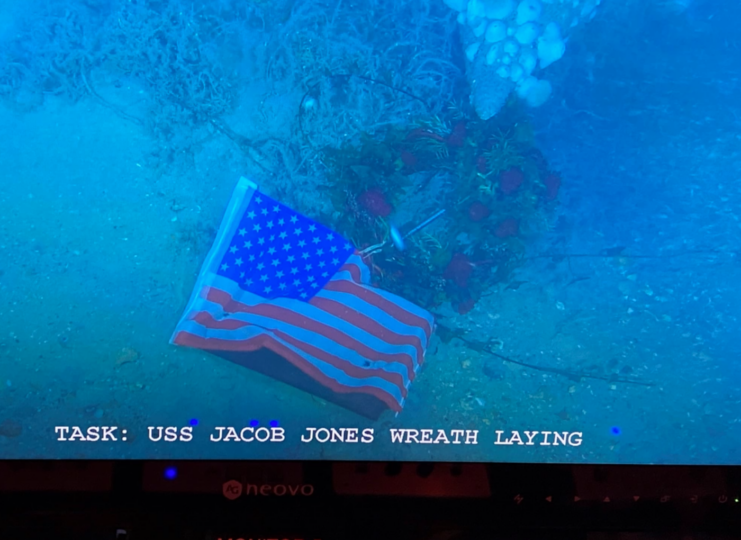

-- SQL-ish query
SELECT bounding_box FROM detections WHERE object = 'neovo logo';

[222,480,315,500]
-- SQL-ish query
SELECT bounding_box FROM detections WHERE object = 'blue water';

[0,0,738,463]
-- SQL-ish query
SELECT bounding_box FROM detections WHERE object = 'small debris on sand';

[115,347,141,367]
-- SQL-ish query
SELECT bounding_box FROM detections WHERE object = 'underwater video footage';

[0,0,738,462]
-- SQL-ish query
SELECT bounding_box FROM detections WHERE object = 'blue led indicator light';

[270,420,279,427]
[250,419,259,427]
[611,427,621,436]
[189,418,198,426]
[164,466,177,480]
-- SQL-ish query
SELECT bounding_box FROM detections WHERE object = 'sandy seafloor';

[1,6,741,463]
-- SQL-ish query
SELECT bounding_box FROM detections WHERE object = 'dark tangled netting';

[0,0,242,129]
[0,0,465,182]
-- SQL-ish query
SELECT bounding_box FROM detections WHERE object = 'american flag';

[171,177,434,415]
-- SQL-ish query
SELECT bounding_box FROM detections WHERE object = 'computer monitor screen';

[0,0,736,463]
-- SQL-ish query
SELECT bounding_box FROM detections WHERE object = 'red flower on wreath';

[358,189,392,217]
[499,168,524,195]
